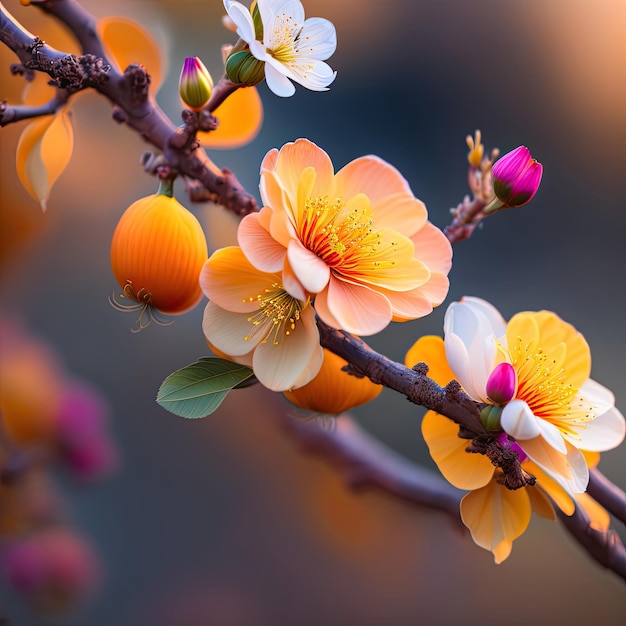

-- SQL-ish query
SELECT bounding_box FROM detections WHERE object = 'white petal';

[202,302,260,357]
[536,418,568,454]
[249,40,268,62]
[287,240,330,294]
[571,406,626,452]
[264,61,296,97]
[444,300,500,401]
[252,305,321,391]
[521,438,589,494]
[299,17,337,60]
[223,0,256,43]
[501,399,541,440]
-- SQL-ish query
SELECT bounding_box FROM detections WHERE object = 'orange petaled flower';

[200,246,323,391]
[283,347,382,414]
[238,139,452,336]
[406,335,577,563]
[110,191,208,330]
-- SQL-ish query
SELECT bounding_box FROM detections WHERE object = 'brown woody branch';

[0,0,257,215]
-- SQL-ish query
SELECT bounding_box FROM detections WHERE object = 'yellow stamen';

[244,283,306,345]
[299,195,398,271]
[510,336,595,438]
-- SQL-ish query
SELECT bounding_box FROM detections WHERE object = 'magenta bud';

[486,362,516,404]
[491,146,543,208]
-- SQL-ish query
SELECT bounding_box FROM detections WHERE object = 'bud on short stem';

[486,146,543,213]
[179,57,214,111]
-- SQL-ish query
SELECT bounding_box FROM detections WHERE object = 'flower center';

[269,13,299,64]
[510,336,595,438]
[300,195,397,272]
[243,283,306,345]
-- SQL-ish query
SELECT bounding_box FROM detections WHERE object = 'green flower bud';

[179,56,213,111]
[479,404,503,431]
[225,50,265,86]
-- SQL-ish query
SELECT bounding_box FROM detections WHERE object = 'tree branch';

[278,413,463,520]
[588,468,626,526]
[558,504,626,581]
[316,319,486,435]
[0,0,258,215]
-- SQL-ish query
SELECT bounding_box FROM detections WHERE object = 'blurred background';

[1,0,626,623]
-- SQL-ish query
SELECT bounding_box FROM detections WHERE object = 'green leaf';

[157,357,255,419]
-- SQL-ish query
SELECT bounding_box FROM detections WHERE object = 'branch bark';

[0,0,258,215]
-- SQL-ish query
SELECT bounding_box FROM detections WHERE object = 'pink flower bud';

[55,383,118,480]
[491,146,543,209]
[179,56,213,111]
[2,529,101,614]
[486,362,516,404]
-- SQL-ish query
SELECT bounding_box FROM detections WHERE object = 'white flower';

[224,0,337,97]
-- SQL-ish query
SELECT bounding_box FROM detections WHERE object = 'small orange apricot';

[110,193,208,328]
[283,348,382,415]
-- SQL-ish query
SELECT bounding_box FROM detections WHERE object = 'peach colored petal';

[252,305,322,391]
[281,257,308,301]
[385,289,437,321]
[260,147,279,173]
[267,138,335,200]
[320,277,393,336]
[404,336,456,388]
[421,411,494,490]
[311,288,342,329]
[418,272,451,307]
[333,156,427,233]
[287,239,331,294]
[268,203,298,247]
[238,211,286,272]
[295,166,317,226]
[410,221,453,275]
[200,247,275,312]
[460,479,532,564]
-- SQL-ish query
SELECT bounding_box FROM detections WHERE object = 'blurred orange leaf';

[198,86,263,149]
[98,17,165,92]
[16,109,74,210]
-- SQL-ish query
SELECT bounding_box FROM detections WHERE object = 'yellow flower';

[200,246,323,392]
[438,297,625,494]
[110,192,208,328]
[283,347,382,414]
[238,139,452,336]
[407,336,574,563]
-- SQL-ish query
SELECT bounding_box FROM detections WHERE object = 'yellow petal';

[507,311,590,387]
[526,484,556,520]
[16,109,74,210]
[460,479,532,563]
[581,449,601,468]
[421,410,494,490]
[523,459,575,515]
[574,492,611,531]
[404,336,455,388]
[98,17,165,92]
[198,86,263,149]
